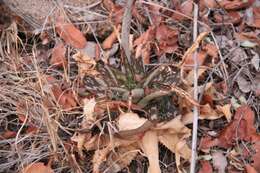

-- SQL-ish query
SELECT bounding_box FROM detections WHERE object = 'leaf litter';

[0,0,259,173]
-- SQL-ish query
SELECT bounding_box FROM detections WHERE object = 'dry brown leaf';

[56,14,86,48]
[214,11,242,24]
[42,76,77,109]
[118,112,147,131]
[199,105,259,150]
[203,43,218,58]
[82,98,96,129]
[212,151,227,173]
[73,52,98,77]
[147,4,163,26]
[198,160,213,173]
[235,32,260,46]
[141,131,161,173]
[81,41,99,59]
[0,130,16,139]
[158,133,191,160]
[155,24,179,55]
[180,31,209,67]
[102,25,121,49]
[183,51,207,69]
[216,104,232,122]
[156,115,191,135]
[20,162,53,173]
[93,146,111,173]
[92,135,137,173]
[103,144,139,173]
[202,0,217,8]
[180,0,193,17]
[246,7,260,28]
[219,0,255,10]
[71,133,89,157]
[252,141,260,171]
[103,0,115,11]
[236,75,251,93]
[184,68,207,86]
[245,164,258,173]
[50,42,67,68]
[134,27,155,46]
[182,104,222,124]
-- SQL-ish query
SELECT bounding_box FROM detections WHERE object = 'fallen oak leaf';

[55,13,86,48]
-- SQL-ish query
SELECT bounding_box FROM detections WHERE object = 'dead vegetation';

[0,0,259,173]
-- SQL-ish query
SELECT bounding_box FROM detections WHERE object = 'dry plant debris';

[0,0,259,173]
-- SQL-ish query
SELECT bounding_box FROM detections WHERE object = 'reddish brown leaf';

[214,11,242,25]
[180,0,193,17]
[199,136,219,151]
[134,27,155,46]
[245,164,258,173]
[45,76,77,109]
[202,0,217,8]
[103,0,115,11]
[198,160,213,173]
[252,141,260,171]
[0,130,16,139]
[219,0,255,10]
[21,162,53,173]
[148,4,164,26]
[199,105,259,150]
[247,7,260,28]
[183,51,207,69]
[51,85,77,110]
[155,24,179,55]
[132,7,146,24]
[50,42,67,68]
[110,5,124,25]
[55,15,87,48]
[102,25,121,49]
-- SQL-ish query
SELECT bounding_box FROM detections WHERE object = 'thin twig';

[190,2,199,173]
